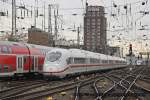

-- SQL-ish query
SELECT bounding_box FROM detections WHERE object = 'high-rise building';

[84,4,107,54]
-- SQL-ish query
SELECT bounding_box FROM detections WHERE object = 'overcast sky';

[0,0,150,55]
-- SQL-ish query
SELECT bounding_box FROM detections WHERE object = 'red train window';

[9,65,13,72]
[2,47,8,53]
[4,65,8,72]
[24,56,28,64]
[0,65,2,72]
[8,48,12,53]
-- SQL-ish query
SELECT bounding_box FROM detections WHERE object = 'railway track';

[74,78,97,100]
[136,78,150,91]
[98,75,131,100]
[74,76,112,100]
[0,65,150,100]
[5,80,45,87]
[122,66,150,100]
[36,66,150,100]
[0,80,49,99]
[92,66,150,100]
[133,77,150,100]
[1,75,101,100]
[0,79,44,90]
[93,76,115,100]
[73,69,136,100]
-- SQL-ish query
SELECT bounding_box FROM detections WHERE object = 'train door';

[31,56,34,72]
[16,56,24,73]
[30,56,38,72]
[34,56,38,72]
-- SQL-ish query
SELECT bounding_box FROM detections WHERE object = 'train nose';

[48,67,57,72]
[43,63,59,72]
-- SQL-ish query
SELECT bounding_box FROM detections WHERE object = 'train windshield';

[47,51,62,62]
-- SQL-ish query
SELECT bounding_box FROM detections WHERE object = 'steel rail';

[120,67,145,100]
[2,76,100,100]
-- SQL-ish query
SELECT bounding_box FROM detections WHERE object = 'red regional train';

[0,41,52,78]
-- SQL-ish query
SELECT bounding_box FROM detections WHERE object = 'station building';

[28,27,54,46]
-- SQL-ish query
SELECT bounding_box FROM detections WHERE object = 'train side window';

[66,58,69,64]
[42,50,44,55]
[38,65,42,70]
[109,60,113,64]
[4,65,8,72]
[8,48,12,53]
[99,59,102,63]
[74,58,86,64]
[43,50,45,55]
[44,51,47,55]
[102,60,108,64]
[90,58,99,64]
[41,50,43,55]
[24,56,28,64]
[0,64,2,72]
[120,61,122,64]
[119,61,121,64]
[102,60,105,63]
[31,57,34,70]
[2,47,8,53]
[116,61,119,64]
[66,57,73,64]
[9,65,13,72]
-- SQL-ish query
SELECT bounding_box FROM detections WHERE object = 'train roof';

[0,41,52,50]
[25,43,52,50]
[69,49,87,58]
[47,48,126,61]
[0,41,25,47]
[69,49,126,61]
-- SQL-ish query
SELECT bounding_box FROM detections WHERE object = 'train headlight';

[129,67,132,71]
[44,63,49,67]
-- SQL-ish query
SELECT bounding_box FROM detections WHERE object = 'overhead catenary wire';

[0,0,149,49]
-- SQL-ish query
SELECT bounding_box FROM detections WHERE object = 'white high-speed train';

[42,48,127,78]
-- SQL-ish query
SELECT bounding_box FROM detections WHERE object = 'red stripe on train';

[43,64,125,73]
